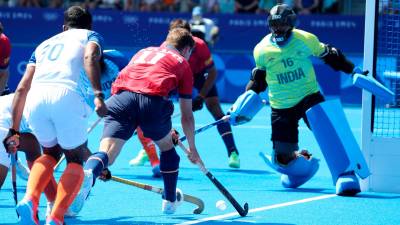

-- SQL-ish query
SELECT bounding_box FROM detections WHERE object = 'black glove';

[192,95,204,112]
[3,128,20,154]
[99,168,112,182]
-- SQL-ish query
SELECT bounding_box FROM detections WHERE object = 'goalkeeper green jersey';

[253,29,326,109]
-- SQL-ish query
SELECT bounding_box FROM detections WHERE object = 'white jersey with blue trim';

[190,18,217,45]
[0,94,31,133]
[28,29,103,95]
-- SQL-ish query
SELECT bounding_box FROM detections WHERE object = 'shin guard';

[306,99,370,185]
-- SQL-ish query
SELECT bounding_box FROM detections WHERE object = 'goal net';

[361,0,400,193]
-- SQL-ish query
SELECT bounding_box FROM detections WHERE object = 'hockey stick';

[177,141,248,217]
[54,117,102,170]
[10,152,19,217]
[179,115,230,143]
[111,175,204,214]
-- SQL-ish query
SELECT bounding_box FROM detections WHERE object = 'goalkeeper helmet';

[267,4,296,44]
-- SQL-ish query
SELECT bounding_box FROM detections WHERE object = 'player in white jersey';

[3,6,107,225]
[190,6,219,47]
[0,94,34,186]
[0,93,63,219]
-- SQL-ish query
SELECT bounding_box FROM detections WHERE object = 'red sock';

[51,163,83,223]
[137,127,160,166]
[24,155,56,205]
[28,160,57,202]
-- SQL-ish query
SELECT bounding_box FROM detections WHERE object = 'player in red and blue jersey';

[71,28,204,215]
[173,19,240,168]
[130,19,241,169]
[0,22,11,95]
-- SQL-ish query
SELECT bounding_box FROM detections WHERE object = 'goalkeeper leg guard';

[306,99,370,195]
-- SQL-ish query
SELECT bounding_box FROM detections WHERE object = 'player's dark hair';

[64,6,92,30]
[166,28,194,51]
[169,19,191,32]
[0,22,3,34]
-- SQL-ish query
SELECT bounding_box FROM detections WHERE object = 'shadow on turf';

[355,193,400,199]
[113,174,194,181]
[177,167,274,175]
[269,188,332,194]
[193,222,294,225]
[66,216,183,225]
[211,168,274,175]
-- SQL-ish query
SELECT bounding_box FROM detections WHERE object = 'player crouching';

[233,4,371,196]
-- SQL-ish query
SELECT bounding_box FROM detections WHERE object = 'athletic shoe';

[129,149,149,166]
[45,216,62,225]
[336,171,361,196]
[16,159,30,181]
[68,169,93,215]
[45,201,53,218]
[152,164,162,178]
[228,152,240,168]
[162,188,183,214]
[46,201,76,218]
[16,198,39,225]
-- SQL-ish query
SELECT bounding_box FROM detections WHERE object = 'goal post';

[361,0,400,193]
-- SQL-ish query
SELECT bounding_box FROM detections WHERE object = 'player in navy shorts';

[70,28,205,215]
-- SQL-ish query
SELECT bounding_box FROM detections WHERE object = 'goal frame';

[361,0,400,193]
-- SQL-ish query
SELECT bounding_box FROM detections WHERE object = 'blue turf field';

[1,103,400,225]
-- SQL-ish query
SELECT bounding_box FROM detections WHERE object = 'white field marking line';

[177,194,336,225]
[171,123,361,131]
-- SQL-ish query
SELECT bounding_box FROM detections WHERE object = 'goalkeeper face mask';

[268,4,297,44]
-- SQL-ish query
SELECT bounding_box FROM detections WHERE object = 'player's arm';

[4,64,35,152]
[320,44,367,75]
[245,67,268,94]
[320,44,354,73]
[179,65,203,165]
[11,65,35,131]
[180,98,196,151]
[180,98,203,165]
[84,37,107,117]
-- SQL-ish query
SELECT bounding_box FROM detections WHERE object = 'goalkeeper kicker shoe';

[336,171,361,196]
[69,169,93,215]
[228,152,240,168]
[129,149,149,166]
